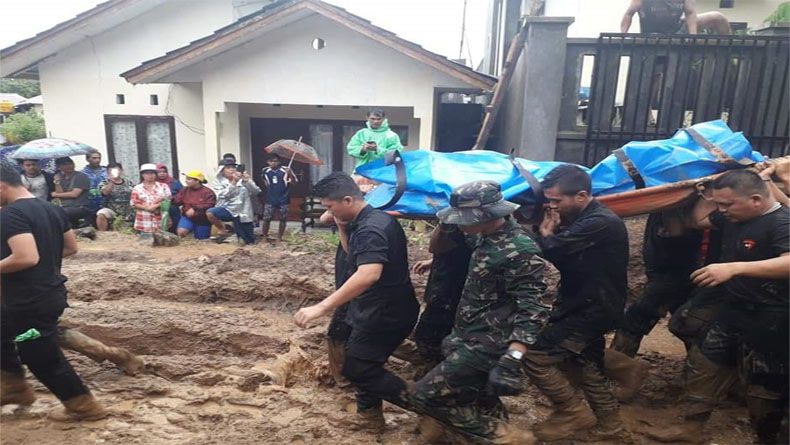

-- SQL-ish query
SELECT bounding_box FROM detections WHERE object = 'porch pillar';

[517,16,574,161]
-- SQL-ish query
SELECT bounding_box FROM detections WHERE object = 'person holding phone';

[346,109,403,170]
[96,162,134,231]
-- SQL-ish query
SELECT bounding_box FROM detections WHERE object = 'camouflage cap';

[436,180,520,226]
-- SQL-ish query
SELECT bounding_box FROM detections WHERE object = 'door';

[104,115,178,178]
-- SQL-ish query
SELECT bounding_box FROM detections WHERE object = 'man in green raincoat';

[346,109,403,170]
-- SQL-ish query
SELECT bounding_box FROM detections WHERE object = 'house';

[1,0,496,214]
[14,95,44,114]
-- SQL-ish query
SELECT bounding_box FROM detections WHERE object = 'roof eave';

[122,0,496,90]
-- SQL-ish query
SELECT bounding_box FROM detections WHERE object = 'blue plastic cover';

[358,120,763,217]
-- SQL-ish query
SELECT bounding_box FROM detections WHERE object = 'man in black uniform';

[0,161,106,421]
[410,223,472,378]
[295,172,419,433]
[650,169,789,444]
[523,165,633,442]
[621,0,731,34]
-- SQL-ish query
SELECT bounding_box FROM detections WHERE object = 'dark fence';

[558,34,789,166]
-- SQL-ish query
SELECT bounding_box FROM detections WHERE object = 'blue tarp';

[357,120,764,217]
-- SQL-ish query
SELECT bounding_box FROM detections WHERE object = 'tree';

[0,78,41,98]
[0,110,46,144]
[765,2,790,26]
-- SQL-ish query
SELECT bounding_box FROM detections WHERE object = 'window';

[311,38,326,50]
[719,0,734,8]
[104,115,178,178]
[150,94,159,105]
[116,94,125,104]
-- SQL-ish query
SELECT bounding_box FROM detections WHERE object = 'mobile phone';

[237,164,246,173]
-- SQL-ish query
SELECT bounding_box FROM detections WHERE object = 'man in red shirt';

[173,170,216,240]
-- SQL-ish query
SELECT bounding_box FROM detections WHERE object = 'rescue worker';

[621,0,731,34]
[524,164,633,442]
[409,223,473,378]
[607,206,721,400]
[294,172,419,432]
[648,169,789,444]
[408,180,550,443]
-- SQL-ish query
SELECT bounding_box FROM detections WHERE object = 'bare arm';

[621,0,642,32]
[294,263,383,327]
[684,0,698,34]
[337,222,350,253]
[63,230,78,258]
[692,253,790,287]
[0,234,40,273]
[100,181,115,196]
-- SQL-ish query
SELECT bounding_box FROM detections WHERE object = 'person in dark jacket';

[173,170,216,240]
[524,165,633,443]
[19,159,55,201]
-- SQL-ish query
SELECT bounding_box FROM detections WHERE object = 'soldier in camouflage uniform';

[407,180,550,443]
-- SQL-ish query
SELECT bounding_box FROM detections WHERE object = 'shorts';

[96,208,117,220]
[263,203,288,221]
[206,207,235,222]
[177,215,211,239]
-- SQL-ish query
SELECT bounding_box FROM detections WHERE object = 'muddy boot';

[326,338,349,387]
[490,422,536,444]
[1,370,36,406]
[584,410,636,444]
[533,399,597,442]
[58,328,145,376]
[48,393,108,422]
[604,348,650,401]
[610,331,641,358]
[334,407,386,434]
[417,416,448,442]
[644,420,707,443]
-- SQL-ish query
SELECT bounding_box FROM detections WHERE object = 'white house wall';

[165,13,475,165]
[37,0,234,170]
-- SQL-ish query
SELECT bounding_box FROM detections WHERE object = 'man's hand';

[691,263,738,287]
[294,302,330,328]
[539,208,560,237]
[230,172,242,184]
[185,208,196,218]
[486,354,526,396]
[412,259,433,275]
[241,172,251,183]
[363,142,378,153]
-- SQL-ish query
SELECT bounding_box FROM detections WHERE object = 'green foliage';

[0,110,46,144]
[765,2,790,25]
[0,78,40,98]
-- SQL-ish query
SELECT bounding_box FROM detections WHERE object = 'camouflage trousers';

[408,345,507,440]
[684,311,788,444]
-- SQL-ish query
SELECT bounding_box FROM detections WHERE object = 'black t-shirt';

[710,205,790,308]
[639,0,685,33]
[1,198,70,311]
[344,205,418,331]
[423,225,472,309]
[642,212,722,276]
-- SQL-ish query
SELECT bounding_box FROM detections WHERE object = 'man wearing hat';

[173,170,216,240]
[408,180,550,443]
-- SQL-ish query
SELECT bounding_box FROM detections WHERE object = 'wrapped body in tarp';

[357,120,764,218]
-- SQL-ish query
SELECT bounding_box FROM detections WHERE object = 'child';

[261,154,296,241]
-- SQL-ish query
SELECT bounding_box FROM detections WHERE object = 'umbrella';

[0,145,56,173]
[264,137,323,169]
[12,138,95,160]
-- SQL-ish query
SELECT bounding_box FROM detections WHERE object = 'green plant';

[765,2,790,25]
[0,110,45,144]
[0,78,40,98]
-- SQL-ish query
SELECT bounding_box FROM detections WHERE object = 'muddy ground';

[1,218,755,444]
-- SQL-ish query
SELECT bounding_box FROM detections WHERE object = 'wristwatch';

[506,349,524,361]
